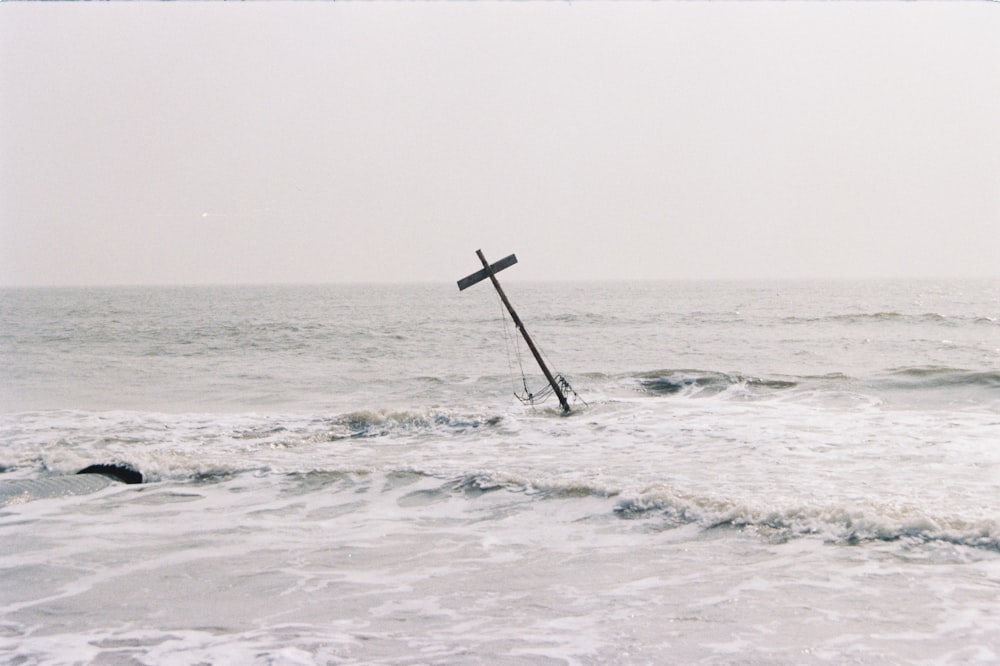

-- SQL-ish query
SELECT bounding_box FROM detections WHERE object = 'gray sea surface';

[1,280,998,663]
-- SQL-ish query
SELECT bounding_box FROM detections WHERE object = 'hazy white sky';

[1,3,997,286]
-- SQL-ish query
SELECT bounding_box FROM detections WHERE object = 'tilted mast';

[457,249,572,414]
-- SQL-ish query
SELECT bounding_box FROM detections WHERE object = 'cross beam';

[458,249,571,413]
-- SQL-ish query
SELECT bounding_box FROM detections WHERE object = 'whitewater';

[1,280,998,664]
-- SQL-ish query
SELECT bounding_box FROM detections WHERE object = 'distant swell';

[881,366,1000,391]
[783,312,997,326]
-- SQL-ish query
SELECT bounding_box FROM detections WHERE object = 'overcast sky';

[1,3,997,286]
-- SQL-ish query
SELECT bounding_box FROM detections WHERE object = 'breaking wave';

[612,490,1000,552]
[275,470,1000,553]
[627,367,1000,402]
[631,369,799,397]
[308,410,505,441]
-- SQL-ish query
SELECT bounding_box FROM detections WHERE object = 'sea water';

[0,280,998,664]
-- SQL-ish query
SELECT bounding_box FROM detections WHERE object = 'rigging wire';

[493,289,587,409]
[496,289,532,399]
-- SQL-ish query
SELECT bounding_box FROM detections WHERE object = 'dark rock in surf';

[77,464,143,485]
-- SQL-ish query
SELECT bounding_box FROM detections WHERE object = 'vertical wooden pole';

[476,249,571,413]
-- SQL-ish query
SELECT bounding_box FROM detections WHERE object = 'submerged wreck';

[458,249,583,414]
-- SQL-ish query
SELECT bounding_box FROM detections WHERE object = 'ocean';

[1,280,998,664]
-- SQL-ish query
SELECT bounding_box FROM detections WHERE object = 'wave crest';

[315,410,504,441]
[613,489,1000,551]
[632,370,797,397]
[882,366,1000,391]
[626,366,1000,403]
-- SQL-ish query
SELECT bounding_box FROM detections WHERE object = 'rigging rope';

[493,290,587,408]
[496,289,531,399]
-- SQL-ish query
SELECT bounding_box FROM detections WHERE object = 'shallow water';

[1,280,998,663]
